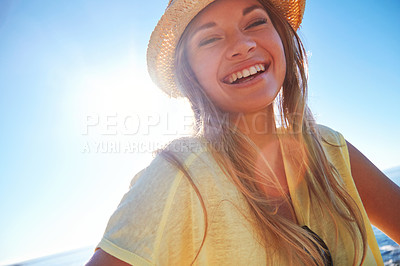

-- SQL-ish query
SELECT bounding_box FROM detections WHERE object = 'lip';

[222,62,270,87]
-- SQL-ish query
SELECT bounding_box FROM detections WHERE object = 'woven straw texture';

[147,0,306,97]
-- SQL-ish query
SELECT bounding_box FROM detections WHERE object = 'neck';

[230,105,278,148]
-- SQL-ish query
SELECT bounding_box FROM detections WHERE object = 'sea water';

[377,166,400,265]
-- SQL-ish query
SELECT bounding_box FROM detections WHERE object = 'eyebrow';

[191,22,217,38]
[242,5,264,16]
[190,5,264,38]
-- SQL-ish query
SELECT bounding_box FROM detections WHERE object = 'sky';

[0,0,399,264]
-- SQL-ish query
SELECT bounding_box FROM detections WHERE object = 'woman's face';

[186,0,286,114]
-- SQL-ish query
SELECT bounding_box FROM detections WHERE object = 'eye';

[245,18,267,30]
[199,37,221,47]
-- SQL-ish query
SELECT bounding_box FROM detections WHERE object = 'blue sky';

[0,0,399,264]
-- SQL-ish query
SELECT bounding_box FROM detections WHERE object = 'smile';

[225,63,266,84]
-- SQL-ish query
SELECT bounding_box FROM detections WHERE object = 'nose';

[226,31,256,59]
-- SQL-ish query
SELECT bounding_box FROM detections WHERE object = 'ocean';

[8,167,400,266]
[375,166,400,266]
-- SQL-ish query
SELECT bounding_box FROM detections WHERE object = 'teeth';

[242,69,250,78]
[228,64,266,84]
[232,73,237,82]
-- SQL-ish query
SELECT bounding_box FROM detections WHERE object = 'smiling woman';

[86,0,400,265]
[184,1,286,114]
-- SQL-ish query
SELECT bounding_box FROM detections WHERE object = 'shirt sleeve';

[96,155,186,265]
[96,150,208,265]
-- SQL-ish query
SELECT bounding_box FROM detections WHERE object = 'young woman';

[87,0,400,265]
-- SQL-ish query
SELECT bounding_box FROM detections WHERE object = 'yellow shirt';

[97,125,383,265]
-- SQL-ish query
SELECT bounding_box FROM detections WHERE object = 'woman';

[87,0,400,265]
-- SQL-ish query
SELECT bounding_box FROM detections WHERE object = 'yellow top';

[97,125,383,265]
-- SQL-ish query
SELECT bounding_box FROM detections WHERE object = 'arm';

[86,249,130,266]
[346,140,400,244]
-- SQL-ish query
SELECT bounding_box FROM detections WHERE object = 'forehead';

[192,0,263,24]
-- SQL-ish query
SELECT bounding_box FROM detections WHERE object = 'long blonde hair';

[161,0,367,264]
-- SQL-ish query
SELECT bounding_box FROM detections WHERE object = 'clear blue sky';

[0,0,399,264]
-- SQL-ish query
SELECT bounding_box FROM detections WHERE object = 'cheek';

[273,37,287,82]
[189,51,220,90]
[259,31,287,81]
[280,52,287,81]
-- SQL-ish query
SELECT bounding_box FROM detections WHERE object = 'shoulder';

[315,124,349,161]
[131,137,209,185]
[129,136,226,204]
[113,137,212,214]
[315,124,346,146]
[313,124,352,176]
[131,137,242,214]
[141,136,215,183]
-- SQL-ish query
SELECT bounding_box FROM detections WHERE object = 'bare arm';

[86,249,130,266]
[346,140,400,244]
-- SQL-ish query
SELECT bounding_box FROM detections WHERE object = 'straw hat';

[147,0,306,97]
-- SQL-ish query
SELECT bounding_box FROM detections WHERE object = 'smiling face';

[186,0,286,114]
